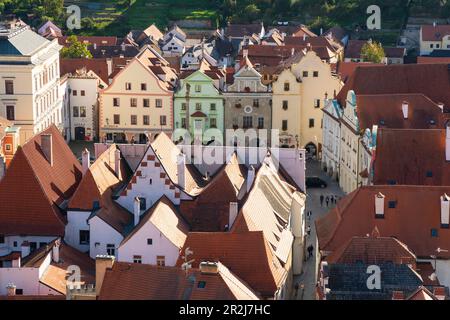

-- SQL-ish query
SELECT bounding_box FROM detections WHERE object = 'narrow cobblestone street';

[294,159,345,300]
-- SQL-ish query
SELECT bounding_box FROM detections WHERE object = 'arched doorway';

[305,142,317,159]
[75,127,85,140]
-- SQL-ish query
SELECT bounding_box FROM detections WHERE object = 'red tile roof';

[0,125,82,236]
[336,61,382,83]
[417,56,450,64]
[345,40,405,59]
[99,261,259,300]
[60,58,110,83]
[421,24,450,41]
[176,231,286,298]
[356,93,446,131]
[316,185,450,259]
[336,63,450,112]
[58,36,118,47]
[373,129,450,185]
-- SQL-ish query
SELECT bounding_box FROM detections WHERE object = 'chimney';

[303,34,306,41]
[320,28,323,35]
[121,43,126,52]
[93,42,97,50]
[402,101,409,119]
[6,284,16,297]
[200,261,219,275]
[375,192,385,217]
[114,149,121,178]
[438,102,444,112]
[41,134,53,166]
[21,241,30,258]
[52,239,61,263]
[95,255,115,296]
[291,48,295,56]
[441,194,450,227]
[177,153,186,190]
[134,197,141,226]
[82,148,90,175]
[446,125,450,161]
[229,202,238,229]
[247,165,255,192]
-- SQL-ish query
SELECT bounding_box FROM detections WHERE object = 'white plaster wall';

[118,220,181,266]
[65,211,91,253]
[89,216,124,259]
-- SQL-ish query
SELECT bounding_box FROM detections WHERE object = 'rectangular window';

[282,120,288,131]
[131,115,137,125]
[302,71,308,77]
[6,105,15,120]
[388,201,397,209]
[157,255,165,267]
[314,99,321,108]
[73,90,77,96]
[195,85,201,92]
[113,114,120,125]
[106,244,115,256]
[130,98,137,107]
[181,103,187,111]
[15,289,23,295]
[79,230,90,245]
[181,117,186,128]
[5,80,14,95]
[155,99,162,108]
[243,116,253,129]
[147,239,153,245]
[210,103,216,111]
[80,106,86,118]
[258,117,264,129]
[138,197,146,211]
[160,115,167,126]
[113,98,120,107]
[284,82,290,91]
[133,255,142,264]
[143,115,150,125]
[73,106,79,118]
[81,90,85,96]
[195,103,201,111]
[210,118,217,128]
[431,228,438,237]
[141,83,147,91]
[253,99,259,107]
[309,119,315,128]
[313,71,319,77]
[143,99,150,108]
[125,82,132,90]
[282,100,288,110]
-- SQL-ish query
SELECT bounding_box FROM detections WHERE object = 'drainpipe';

[68,87,72,141]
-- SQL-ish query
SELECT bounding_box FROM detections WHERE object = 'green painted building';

[174,70,224,143]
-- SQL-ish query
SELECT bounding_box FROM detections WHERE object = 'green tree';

[361,40,385,63]
[60,35,93,59]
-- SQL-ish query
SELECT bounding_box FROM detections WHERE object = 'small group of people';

[319,194,339,207]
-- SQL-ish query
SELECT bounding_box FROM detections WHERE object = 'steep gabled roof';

[421,24,450,41]
[0,125,82,236]
[121,195,189,248]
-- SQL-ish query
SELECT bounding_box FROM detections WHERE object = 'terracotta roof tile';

[0,125,82,236]
[421,24,450,41]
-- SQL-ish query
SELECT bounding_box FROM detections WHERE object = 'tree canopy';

[60,35,93,59]
[361,40,385,63]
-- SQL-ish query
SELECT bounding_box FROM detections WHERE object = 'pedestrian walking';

[308,244,314,258]
[320,194,324,207]
[307,225,311,236]
[325,196,329,207]
[330,195,334,205]
[307,210,312,221]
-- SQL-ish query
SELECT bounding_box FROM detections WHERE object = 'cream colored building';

[420,24,450,56]
[99,47,177,143]
[272,49,342,156]
[0,20,63,143]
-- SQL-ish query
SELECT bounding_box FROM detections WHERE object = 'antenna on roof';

[181,247,195,277]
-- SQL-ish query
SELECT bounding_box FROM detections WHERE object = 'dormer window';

[431,228,438,237]
[388,201,397,208]
[426,171,433,178]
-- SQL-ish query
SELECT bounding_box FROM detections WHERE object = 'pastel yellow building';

[99,47,177,143]
[272,49,343,156]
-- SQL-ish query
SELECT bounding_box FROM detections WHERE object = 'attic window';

[431,228,439,237]
[197,281,206,289]
[388,201,397,208]
[426,171,433,178]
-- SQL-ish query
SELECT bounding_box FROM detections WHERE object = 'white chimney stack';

[375,192,385,217]
[247,165,255,192]
[402,101,409,119]
[134,197,141,226]
[52,239,60,263]
[93,42,97,50]
[228,202,238,230]
[446,125,450,161]
[41,134,53,166]
[303,34,306,41]
[441,194,450,227]
[114,149,121,178]
[82,148,90,175]
[21,241,30,258]
[177,153,186,190]
[438,102,444,112]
